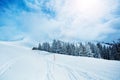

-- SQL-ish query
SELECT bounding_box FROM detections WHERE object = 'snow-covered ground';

[0,42,120,80]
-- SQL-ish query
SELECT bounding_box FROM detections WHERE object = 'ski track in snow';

[43,55,100,80]
[0,56,24,78]
[46,61,55,80]
[0,53,119,80]
[44,54,117,80]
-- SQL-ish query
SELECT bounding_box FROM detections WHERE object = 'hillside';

[0,42,120,80]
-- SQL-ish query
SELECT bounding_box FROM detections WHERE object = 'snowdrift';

[0,42,120,80]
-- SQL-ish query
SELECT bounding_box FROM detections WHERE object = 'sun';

[80,0,100,9]
[70,0,104,19]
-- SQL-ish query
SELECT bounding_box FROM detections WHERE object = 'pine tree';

[97,43,104,59]
[85,43,93,57]
[112,40,120,60]
[78,43,84,56]
[80,44,88,57]
[51,40,57,53]
[66,43,72,55]
[38,43,42,50]
[56,40,62,53]
[60,42,67,54]
[74,44,80,56]
[42,42,50,52]
[94,45,101,58]
[89,42,101,58]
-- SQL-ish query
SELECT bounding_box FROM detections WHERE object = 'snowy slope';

[0,42,120,80]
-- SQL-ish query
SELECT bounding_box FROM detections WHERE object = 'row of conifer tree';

[33,39,120,60]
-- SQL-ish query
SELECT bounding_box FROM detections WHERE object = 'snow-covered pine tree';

[56,40,62,53]
[51,40,57,53]
[60,42,67,54]
[42,42,50,52]
[80,44,87,57]
[85,43,93,57]
[66,43,72,55]
[38,43,42,50]
[70,44,76,56]
[97,43,104,58]
[88,42,101,58]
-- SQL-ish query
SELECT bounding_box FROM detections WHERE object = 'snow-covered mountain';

[0,41,120,80]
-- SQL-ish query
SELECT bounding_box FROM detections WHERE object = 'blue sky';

[0,0,120,43]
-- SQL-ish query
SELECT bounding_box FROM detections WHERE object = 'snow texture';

[0,42,120,80]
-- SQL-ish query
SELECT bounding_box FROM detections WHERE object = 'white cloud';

[50,0,120,41]
[23,0,119,41]
[1,0,119,42]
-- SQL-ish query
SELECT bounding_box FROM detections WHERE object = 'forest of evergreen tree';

[32,39,120,60]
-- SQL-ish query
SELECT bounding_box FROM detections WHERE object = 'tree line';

[32,39,120,60]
